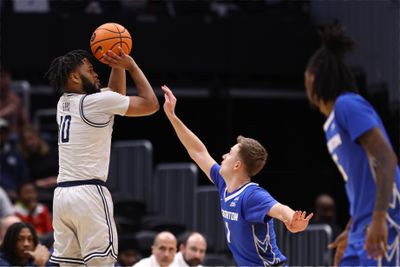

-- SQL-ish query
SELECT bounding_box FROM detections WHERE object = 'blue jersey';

[324,93,400,243]
[210,164,286,266]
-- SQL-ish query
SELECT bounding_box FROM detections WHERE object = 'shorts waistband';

[57,179,106,187]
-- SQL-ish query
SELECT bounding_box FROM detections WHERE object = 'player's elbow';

[145,99,160,115]
[138,99,161,116]
[124,102,159,117]
[188,150,199,161]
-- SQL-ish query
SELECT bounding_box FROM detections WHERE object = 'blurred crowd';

[1,0,310,17]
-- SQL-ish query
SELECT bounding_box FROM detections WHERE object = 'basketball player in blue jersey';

[45,48,159,266]
[304,24,400,266]
[161,85,313,266]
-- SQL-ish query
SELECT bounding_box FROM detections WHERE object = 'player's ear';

[234,160,242,170]
[69,72,81,84]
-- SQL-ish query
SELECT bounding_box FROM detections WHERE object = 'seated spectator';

[14,182,53,238]
[0,216,21,245]
[19,126,58,189]
[0,68,30,141]
[133,231,177,267]
[0,187,14,219]
[174,232,207,267]
[0,187,21,245]
[0,118,31,201]
[116,236,142,266]
[312,193,342,239]
[0,222,50,266]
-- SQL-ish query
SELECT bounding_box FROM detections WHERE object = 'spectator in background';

[133,231,177,267]
[19,126,58,189]
[174,232,207,267]
[0,187,21,245]
[14,182,53,238]
[0,216,21,246]
[116,236,142,266]
[312,194,342,239]
[0,188,14,219]
[0,222,50,266]
[0,68,30,141]
[0,118,31,201]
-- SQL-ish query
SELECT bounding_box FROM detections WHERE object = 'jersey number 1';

[60,115,71,143]
[332,153,348,182]
[225,222,231,243]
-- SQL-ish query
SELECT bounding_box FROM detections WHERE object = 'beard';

[185,257,202,266]
[81,75,100,94]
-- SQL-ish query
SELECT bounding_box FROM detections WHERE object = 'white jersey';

[56,89,129,183]
[134,255,178,267]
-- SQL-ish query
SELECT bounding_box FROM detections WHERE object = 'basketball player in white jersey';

[45,48,159,266]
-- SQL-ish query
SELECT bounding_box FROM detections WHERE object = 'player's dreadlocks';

[45,50,93,93]
[306,24,358,103]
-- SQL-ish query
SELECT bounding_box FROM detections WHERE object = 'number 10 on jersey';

[59,115,71,143]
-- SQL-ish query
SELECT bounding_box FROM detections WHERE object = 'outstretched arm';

[268,203,313,233]
[358,127,398,259]
[162,85,216,182]
[104,48,159,116]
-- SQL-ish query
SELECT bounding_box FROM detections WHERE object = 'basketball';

[90,22,132,64]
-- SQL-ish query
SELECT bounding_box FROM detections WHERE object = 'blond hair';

[236,135,267,177]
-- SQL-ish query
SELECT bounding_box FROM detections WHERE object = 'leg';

[75,185,118,265]
[51,187,84,266]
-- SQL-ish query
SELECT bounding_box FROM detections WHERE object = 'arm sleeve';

[335,95,380,141]
[210,163,226,195]
[242,188,278,223]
